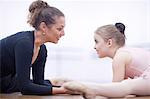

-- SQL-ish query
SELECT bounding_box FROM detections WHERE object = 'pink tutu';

[140,66,150,79]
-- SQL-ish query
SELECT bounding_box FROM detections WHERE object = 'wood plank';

[0,92,150,99]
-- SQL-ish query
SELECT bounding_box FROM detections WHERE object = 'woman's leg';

[63,78,150,98]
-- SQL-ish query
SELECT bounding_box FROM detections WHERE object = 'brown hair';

[95,23,126,47]
[27,0,64,30]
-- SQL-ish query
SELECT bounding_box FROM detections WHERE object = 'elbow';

[19,84,31,95]
[112,77,124,82]
[18,82,33,95]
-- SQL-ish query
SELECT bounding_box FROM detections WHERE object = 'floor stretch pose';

[63,23,150,98]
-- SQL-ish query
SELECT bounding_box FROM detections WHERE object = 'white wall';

[0,0,150,83]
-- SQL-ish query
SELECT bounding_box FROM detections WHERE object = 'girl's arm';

[112,51,130,82]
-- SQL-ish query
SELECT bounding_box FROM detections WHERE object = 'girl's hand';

[50,78,72,86]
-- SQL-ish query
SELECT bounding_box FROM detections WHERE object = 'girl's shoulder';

[117,47,150,57]
[114,47,133,66]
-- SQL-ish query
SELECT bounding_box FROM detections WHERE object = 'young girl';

[63,23,150,98]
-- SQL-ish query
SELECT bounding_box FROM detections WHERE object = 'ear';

[106,39,113,47]
[39,22,47,32]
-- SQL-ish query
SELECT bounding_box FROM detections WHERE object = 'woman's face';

[45,16,65,44]
[94,34,109,58]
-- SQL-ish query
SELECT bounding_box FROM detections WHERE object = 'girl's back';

[118,47,150,78]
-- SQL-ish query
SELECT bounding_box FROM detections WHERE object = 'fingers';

[63,81,87,93]
[50,77,73,86]
[63,82,76,91]
[66,89,83,95]
[55,77,73,82]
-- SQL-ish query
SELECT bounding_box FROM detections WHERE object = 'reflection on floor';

[0,92,150,99]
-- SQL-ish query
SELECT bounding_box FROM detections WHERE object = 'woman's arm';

[32,44,47,84]
[52,87,67,94]
[15,39,52,95]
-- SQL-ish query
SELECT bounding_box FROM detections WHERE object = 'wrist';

[52,87,66,94]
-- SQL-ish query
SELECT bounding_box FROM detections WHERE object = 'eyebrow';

[56,25,64,29]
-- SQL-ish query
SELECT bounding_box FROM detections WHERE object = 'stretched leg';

[63,78,150,98]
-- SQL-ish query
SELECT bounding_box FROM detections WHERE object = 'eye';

[57,28,62,31]
[95,39,98,43]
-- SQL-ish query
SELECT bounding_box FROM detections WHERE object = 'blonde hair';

[95,23,126,47]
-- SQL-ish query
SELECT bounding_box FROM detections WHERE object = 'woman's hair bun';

[29,0,49,13]
[115,22,125,34]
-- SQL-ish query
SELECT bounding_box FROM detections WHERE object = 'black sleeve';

[15,39,52,95]
[32,45,51,86]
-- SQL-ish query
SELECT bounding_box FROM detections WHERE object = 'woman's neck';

[34,30,45,47]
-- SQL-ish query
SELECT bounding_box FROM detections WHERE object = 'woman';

[0,0,71,95]
[63,23,150,98]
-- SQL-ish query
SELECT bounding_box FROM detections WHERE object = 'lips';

[96,50,98,52]
[56,36,60,41]
[57,35,61,41]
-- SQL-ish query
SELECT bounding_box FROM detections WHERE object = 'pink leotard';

[118,47,150,79]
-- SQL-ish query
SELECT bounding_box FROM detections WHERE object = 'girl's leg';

[63,78,150,98]
[128,77,150,95]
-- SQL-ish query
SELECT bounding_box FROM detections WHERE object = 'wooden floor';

[0,92,150,99]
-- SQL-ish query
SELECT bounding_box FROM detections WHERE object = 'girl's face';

[44,16,65,44]
[94,34,109,58]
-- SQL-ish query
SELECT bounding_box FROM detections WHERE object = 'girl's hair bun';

[115,22,125,34]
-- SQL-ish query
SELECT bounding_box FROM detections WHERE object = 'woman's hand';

[63,81,97,98]
[52,86,82,95]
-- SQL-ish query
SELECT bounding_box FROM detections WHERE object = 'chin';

[52,42,58,44]
[98,55,102,58]
[50,40,58,44]
[98,54,104,58]
[54,40,59,44]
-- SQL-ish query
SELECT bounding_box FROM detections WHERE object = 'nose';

[60,30,65,36]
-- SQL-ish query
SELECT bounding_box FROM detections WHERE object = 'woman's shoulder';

[14,30,34,41]
[1,31,34,47]
[2,31,34,41]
